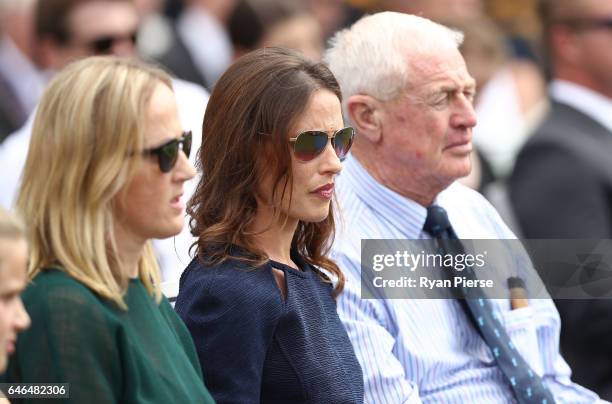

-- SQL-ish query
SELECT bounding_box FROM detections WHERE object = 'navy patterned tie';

[423,205,555,404]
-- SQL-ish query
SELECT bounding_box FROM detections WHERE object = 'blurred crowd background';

[0,0,546,183]
[2,0,612,399]
[0,0,557,256]
[0,0,551,221]
[0,0,552,269]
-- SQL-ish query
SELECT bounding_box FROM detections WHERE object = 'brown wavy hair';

[188,47,345,296]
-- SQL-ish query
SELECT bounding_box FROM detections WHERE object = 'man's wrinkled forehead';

[405,48,474,91]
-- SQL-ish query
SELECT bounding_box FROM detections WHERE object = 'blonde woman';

[4,57,214,403]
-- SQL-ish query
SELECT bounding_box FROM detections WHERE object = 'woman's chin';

[298,210,330,224]
[153,222,184,240]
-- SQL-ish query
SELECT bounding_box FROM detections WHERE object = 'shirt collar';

[338,155,428,238]
[550,80,612,132]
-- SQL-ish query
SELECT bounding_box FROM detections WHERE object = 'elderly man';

[325,12,600,403]
[510,0,612,398]
[0,0,208,282]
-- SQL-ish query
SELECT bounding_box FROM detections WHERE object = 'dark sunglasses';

[87,31,138,54]
[289,127,355,162]
[140,131,192,173]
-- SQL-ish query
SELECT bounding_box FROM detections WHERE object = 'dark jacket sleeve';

[175,260,284,404]
[511,143,611,239]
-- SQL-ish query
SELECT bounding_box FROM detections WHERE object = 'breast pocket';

[499,306,544,375]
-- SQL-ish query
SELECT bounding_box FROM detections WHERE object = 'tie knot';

[423,205,452,238]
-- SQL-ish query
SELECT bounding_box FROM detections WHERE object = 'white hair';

[324,12,464,110]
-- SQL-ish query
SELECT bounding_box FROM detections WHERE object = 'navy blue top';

[175,249,364,404]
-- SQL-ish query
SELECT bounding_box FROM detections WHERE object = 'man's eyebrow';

[465,78,477,89]
[426,85,458,98]
[437,80,476,93]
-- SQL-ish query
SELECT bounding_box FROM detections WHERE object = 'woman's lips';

[312,183,334,199]
[170,194,185,210]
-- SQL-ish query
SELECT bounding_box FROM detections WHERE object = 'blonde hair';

[0,207,25,272]
[17,56,173,309]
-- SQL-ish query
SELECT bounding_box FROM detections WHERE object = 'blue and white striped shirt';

[332,155,602,404]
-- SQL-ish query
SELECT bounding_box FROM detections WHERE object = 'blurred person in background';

[132,0,175,59]
[454,15,546,234]
[459,16,547,180]
[4,56,215,403]
[378,0,483,25]
[35,0,137,68]
[175,47,363,403]
[228,0,323,61]
[0,0,45,141]
[0,0,210,283]
[484,0,543,60]
[0,207,30,377]
[306,0,362,40]
[156,0,235,90]
[511,0,612,398]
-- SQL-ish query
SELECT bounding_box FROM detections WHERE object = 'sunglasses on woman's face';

[289,127,355,162]
[140,131,192,173]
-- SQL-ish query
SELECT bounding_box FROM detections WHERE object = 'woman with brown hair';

[175,47,363,403]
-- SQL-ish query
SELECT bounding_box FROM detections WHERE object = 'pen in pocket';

[508,277,529,310]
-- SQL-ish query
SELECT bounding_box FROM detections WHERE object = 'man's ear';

[346,94,383,143]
